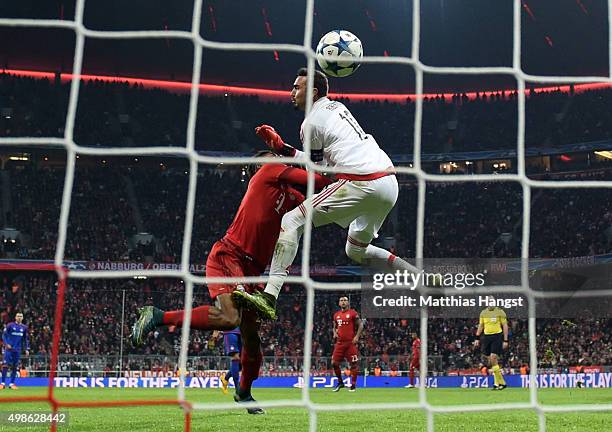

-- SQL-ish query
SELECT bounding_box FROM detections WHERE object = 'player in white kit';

[233,68,417,319]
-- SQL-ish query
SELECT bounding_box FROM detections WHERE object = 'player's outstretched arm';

[279,166,332,190]
[255,124,324,162]
[255,125,301,157]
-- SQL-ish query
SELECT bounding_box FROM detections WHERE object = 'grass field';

[0,387,610,431]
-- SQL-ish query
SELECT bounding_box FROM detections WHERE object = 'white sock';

[264,229,302,299]
[365,245,420,273]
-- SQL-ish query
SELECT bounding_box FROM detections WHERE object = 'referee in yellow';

[475,298,508,390]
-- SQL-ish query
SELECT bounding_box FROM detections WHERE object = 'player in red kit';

[405,332,421,388]
[131,150,330,413]
[331,296,364,392]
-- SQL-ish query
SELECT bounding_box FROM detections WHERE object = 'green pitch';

[0,387,610,431]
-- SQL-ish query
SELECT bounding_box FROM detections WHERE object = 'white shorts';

[297,175,399,244]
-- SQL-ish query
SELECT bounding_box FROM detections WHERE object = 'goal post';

[0,263,193,431]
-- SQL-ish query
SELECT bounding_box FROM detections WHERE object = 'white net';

[0,0,612,430]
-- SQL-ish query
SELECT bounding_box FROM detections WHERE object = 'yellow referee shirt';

[479,307,507,335]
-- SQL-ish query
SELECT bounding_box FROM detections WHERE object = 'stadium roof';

[0,0,609,94]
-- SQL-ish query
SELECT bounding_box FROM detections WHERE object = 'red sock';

[333,364,343,382]
[351,364,358,388]
[239,346,262,394]
[162,305,210,329]
[409,368,415,385]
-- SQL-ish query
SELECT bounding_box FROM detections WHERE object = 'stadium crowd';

[0,274,610,374]
[1,73,611,375]
[2,73,612,154]
[4,163,612,263]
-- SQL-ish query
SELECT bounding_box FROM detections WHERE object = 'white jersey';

[299,97,394,175]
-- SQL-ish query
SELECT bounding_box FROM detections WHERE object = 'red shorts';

[332,341,359,363]
[206,239,263,300]
[410,356,420,370]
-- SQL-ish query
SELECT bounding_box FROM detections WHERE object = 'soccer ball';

[316,30,363,78]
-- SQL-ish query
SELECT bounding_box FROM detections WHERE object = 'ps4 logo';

[460,376,490,388]
[293,376,351,388]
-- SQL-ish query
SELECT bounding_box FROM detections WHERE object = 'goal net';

[0,1,611,431]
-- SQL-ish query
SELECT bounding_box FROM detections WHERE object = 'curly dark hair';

[297,67,329,97]
[245,150,276,179]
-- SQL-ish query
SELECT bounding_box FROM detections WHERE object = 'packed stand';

[7,163,136,261]
[0,275,610,375]
[4,164,612,262]
[2,73,612,375]
[3,73,612,155]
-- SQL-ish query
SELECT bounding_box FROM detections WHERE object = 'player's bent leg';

[489,353,499,389]
[234,209,306,320]
[489,353,498,367]
[233,390,265,415]
[240,208,306,320]
[1,364,8,387]
[346,345,359,391]
[345,237,368,263]
[9,363,18,387]
[406,371,412,388]
[342,176,424,274]
[349,361,359,392]
[162,293,240,330]
[131,294,241,346]
[406,362,418,388]
[332,361,345,392]
[226,351,241,394]
[346,217,420,275]
[164,294,241,330]
[239,314,262,383]
[489,353,506,389]
[208,294,241,329]
[130,306,165,346]
[331,344,347,392]
[234,310,265,414]
[232,289,278,321]
[220,371,229,395]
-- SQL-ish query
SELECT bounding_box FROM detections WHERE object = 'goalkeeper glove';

[255,125,297,157]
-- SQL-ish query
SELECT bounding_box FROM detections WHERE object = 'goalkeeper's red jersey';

[224,163,330,271]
